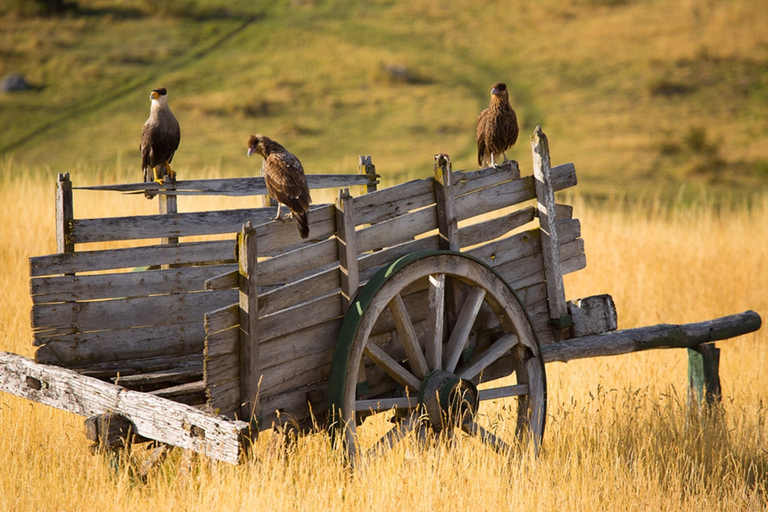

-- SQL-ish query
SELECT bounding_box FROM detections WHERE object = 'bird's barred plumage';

[476,82,519,168]
[141,87,180,199]
[247,134,312,239]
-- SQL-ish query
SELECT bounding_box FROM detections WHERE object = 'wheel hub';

[418,370,479,431]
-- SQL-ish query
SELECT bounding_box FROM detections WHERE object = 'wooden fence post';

[335,188,360,312]
[56,172,74,254]
[531,126,571,339]
[687,343,721,408]
[359,156,378,195]
[238,222,260,421]
[159,181,178,269]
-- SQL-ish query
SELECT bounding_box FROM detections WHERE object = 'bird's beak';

[247,147,256,157]
[491,87,500,96]
[150,91,159,100]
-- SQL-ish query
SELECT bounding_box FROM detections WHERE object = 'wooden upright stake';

[159,180,178,269]
[238,222,261,421]
[433,153,462,349]
[687,343,722,408]
[359,156,378,195]
[335,188,360,313]
[531,126,571,338]
[56,172,74,253]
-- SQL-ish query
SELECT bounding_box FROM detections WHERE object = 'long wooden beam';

[541,311,762,363]
[0,351,249,464]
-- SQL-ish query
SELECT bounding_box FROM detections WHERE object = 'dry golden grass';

[0,171,766,511]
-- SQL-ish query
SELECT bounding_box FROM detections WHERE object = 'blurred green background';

[1,0,767,202]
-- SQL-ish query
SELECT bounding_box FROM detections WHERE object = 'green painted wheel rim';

[326,249,543,431]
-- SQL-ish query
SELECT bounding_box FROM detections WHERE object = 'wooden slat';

[204,325,239,360]
[31,264,236,303]
[33,289,237,335]
[259,319,342,372]
[75,174,378,196]
[237,223,260,419]
[205,303,240,334]
[0,352,248,464]
[336,189,360,312]
[254,204,336,257]
[71,208,275,245]
[458,207,536,248]
[532,126,568,323]
[356,207,437,254]
[207,378,240,418]
[452,161,520,197]
[454,163,577,223]
[256,238,338,287]
[30,240,235,277]
[358,236,440,278]
[205,352,240,388]
[258,267,340,317]
[258,292,342,344]
[34,322,205,363]
[352,178,435,226]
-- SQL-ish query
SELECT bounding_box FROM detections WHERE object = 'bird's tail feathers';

[295,210,310,239]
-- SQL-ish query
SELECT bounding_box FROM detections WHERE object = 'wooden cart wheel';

[327,251,546,460]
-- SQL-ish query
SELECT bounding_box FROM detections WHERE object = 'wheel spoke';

[366,411,420,458]
[462,420,512,454]
[457,332,519,381]
[389,293,430,379]
[364,342,422,392]
[443,287,487,372]
[425,274,445,371]
[355,396,417,412]
[478,384,529,401]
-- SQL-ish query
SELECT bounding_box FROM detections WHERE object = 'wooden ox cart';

[0,127,761,464]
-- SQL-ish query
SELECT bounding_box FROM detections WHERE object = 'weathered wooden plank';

[204,269,239,291]
[259,267,340,317]
[458,207,536,249]
[259,319,342,372]
[336,188,360,312]
[254,204,336,257]
[207,378,240,418]
[532,126,568,325]
[56,173,74,253]
[32,264,236,303]
[74,354,203,379]
[30,240,236,277]
[452,161,520,197]
[204,325,239,360]
[0,352,248,464]
[33,289,238,335]
[34,322,205,364]
[356,207,437,254]
[258,292,343,344]
[256,238,338,287]
[454,163,577,223]
[541,311,762,363]
[205,352,240,388]
[237,223,260,419]
[352,178,435,226]
[204,303,239,334]
[356,236,441,283]
[434,154,460,251]
[71,209,275,244]
[74,174,378,197]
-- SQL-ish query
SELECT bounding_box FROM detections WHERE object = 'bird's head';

[490,82,508,97]
[247,134,266,157]
[149,87,169,105]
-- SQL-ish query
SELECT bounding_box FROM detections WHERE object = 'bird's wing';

[476,108,490,165]
[264,151,312,212]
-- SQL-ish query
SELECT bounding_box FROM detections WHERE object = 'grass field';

[1,0,767,509]
[0,169,766,511]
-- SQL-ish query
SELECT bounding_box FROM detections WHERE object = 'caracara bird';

[140,87,180,199]
[247,134,312,239]
[475,82,519,168]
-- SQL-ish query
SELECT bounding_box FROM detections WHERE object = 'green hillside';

[1,0,767,200]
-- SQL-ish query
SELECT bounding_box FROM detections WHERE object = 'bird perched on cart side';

[140,87,180,199]
[247,134,312,239]
[476,82,519,168]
